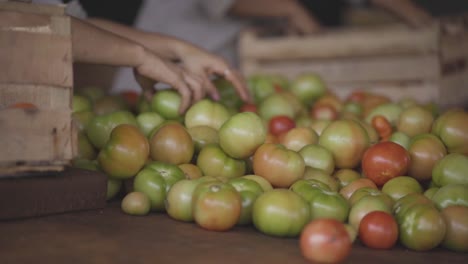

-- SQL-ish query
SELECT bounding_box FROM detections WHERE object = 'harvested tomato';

[361,141,410,187]
[300,219,352,264]
[358,211,398,249]
[371,115,393,141]
[239,103,257,113]
[268,115,296,136]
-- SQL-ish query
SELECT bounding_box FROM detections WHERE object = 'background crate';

[0,1,76,176]
[239,11,468,109]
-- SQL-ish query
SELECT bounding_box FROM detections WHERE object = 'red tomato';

[239,103,257,113]
[300,219,352,264]
[268,115,296,136]
[361,141,410,187]
[120,90,140,108]
[358,211,398,249]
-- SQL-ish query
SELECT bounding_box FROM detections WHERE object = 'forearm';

[71,17,145,67]
[84,17,199,61]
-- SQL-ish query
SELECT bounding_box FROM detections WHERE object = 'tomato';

[371,115,393,141]
[339,178,377,201]
[309,189,350,222]
[149,122,194,165]
[93,95,129,115]
[333,169,361,189]
[432,109,468,154]
[407,133,447,182]
[278,127,318,152]
[144,161,186,191]
[432,153,468,186]
[98,124,149,179]
[389,131,411,150]
[106,177,122,201]
[86,110,138,149]
[136,112,165,138]
[196,144,246,179]
[441,205,468,252]
[239,103,257,113]
[361,141,411,187]
[318,119,370,169]
[218,112,266,159]
[430,184,468,210]
[165,177,218,222]
[187,125,219,153]
[228,177,264,225]
[381,176,423,201]
[150,89,182,120]
[300,219,352,264]
[76,132,97,160]
[358,211,398,249]
[310,103,339,121]
[241,174,274,192]
[398,203,446,251]
[290,73,327,106]
[72,95,92,113]
[252,143,305,188]
[121,192,151,216]
[396,105,434,137]
[299,144,335,175]
[119,90,140,110]
[268,115,296,136]
[252,189,310,237]
[302,167,339,192]
[133,168,167,211]
[348,194,393,231]
[393,193,433,224]
[184,99,231,130]
[258,92,297,122]
[348,187,394,209]
[192,181,242,231]
[365,103,403,127]
[309,119,331,136]
[178,163,203,180]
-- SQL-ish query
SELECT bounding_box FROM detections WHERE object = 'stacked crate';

[0,1,76,176]
[239,12,468,109]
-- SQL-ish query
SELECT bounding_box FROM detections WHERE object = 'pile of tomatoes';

[71,73,468,263]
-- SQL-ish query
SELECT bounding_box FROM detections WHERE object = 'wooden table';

[1,202,466,264]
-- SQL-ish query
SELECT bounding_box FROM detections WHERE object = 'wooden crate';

[0,1,76,176]
[239,12,468,109]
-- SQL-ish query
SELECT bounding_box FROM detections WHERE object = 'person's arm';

[229,0,321,34]
[83,17,251,103]
[370,0,432,27]
[71,17,197,112]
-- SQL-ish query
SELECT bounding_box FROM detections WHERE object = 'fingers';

[183,71,205,103]
[202,75,220,101]
[221,68,252,103]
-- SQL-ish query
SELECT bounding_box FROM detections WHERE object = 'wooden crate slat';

[0,108,73,162]
[0,30,73,87]
[0,84,71,108]
[240,24,439,61]
[0,1,65,16]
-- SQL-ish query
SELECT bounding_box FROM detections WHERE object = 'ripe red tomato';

[300,219,352,264]
[361,141,410,187]
[268,115,296,136]
[358,211,398,249]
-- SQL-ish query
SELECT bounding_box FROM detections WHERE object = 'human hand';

[134,51,205,114]
[179,47,252,104]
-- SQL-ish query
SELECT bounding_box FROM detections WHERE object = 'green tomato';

[133,168,167,211]
[121,192,151,216]
[381,176,423,202]
[398,203,446,251]
[432,153,468,187]
[144,161,186,193]
[151,89,182,120]
[136,111,165,138]
[196,144,246,179]
[252,189,310,237]
[430,184,468,210]
[218,112,266,159]
[308,189,350,222]
[184,99,231,130]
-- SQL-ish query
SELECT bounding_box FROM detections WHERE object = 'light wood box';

[0,1,76,176]
[239,11,468,109]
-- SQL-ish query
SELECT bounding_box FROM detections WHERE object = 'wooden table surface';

[1,202,466,264]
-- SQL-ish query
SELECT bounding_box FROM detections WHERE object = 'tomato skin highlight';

[358,211,399,249]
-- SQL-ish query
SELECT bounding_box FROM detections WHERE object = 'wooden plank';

[0,30,73,87]
[0,1,65,16]
[439,68,468,108]
[244,55,440,83]
[0,108,73,163]
[239,24,439,60]
[0,84,71,109]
